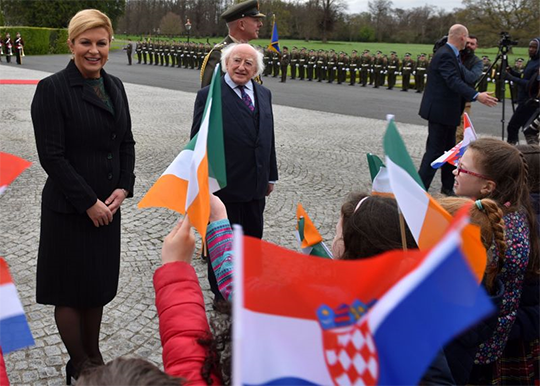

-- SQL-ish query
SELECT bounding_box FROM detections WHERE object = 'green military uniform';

[359,50,371,86]
[380,55,387,87]
[142,40,148,64]
[349,50,359,86]
[477,56,491,92]
[147,41,153,65]
[401,53,414,92]
[307,49,316,81]
[290,47,298,79]
[316,50,327,81]
[280,47,290,83]
[372,51,383,88]
[136,41,142,64]
[337,52,348,84]
[492,63,503,101]
[415,53,428,93]
[327,50,337,83]
[298,48,307,80]
[386,51,400,90]
[199,0,265,88]
[263,48,271,76]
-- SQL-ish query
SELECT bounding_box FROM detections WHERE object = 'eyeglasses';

[456,165,491,180]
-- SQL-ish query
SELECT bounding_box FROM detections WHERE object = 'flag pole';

[398,208,408,251]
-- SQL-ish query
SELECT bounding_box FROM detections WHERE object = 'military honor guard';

[298,47,307,80]
[359,50,371,86]
[307,49,316,81]
[415,53,428,93]
[290,46,298,79]
[477,55,491,92]
[327,49,337,83]
[124,39,133,65]
[349,50,359,85]
[280,46,290,83]
[372,51,383,88]
[316,49,326,82]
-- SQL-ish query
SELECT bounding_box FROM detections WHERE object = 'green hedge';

[0,27,69,55]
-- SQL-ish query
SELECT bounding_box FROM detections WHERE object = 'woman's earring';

[71,52,74,60]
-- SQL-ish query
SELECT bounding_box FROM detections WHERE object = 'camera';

[499,32,518,48]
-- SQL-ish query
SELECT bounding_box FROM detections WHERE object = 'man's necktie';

[238,85,255,112]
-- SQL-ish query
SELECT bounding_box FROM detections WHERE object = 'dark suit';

[32,60,136,306]
[418,43,477,192]
[191,77,278,299]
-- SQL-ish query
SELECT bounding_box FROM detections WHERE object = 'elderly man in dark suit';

[191,43,278,300]
[418,24,497,195]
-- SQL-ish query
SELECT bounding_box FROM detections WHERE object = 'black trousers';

[507,102,538,143]
[418,121,457,192]
[206,198,265,301]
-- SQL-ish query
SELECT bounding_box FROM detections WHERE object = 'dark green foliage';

[0,27,69,55]
[1,0,125,29]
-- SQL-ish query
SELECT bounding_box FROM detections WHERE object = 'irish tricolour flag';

[383,117,486,282]
[138,65,226,241]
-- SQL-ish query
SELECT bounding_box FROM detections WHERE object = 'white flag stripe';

[0,284,25,320]
[385,156,429,244]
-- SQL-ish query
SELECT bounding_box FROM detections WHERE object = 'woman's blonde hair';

[437,196,506,293]
[68,9,113,42]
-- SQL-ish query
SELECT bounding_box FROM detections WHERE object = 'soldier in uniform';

[5,32,13,63]
[142,39,148,64]
[136,40,142,64]
[263,47,271,76]
[272,50,280,77]
[164,41,170,66]
[327,49,337,83]
[349,50,359,86]
[298,47,307,80]
[401,52,414,92]
[307,49,316,81]
[124,39,133,65]
[359,50,371,86]
[368,53,375,85]
[415,53,428,93]
[200,0,265,88]
[316,49,326,82]
[372,51,383,88]
[154,40,160,65]
[14,32,24,65]
[380,54,388,87]
[477,56,491,92]
[290,46,298,79]
[280,46,289,82]
[336,51,348,84]
[386,51,400,90]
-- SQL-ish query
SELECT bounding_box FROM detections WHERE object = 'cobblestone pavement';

[2,64,443,385]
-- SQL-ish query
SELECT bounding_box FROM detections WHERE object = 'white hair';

[221,43,265,78]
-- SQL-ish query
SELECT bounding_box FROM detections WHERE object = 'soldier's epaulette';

[200,41,229,82]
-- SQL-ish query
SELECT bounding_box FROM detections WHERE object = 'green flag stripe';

[383,119,425,189]
[367,153,385,182]
[206,64,227,189]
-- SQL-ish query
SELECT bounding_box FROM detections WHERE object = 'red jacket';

[154,262,222,385]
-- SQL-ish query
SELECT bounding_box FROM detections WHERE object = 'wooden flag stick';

[397,208,408,251]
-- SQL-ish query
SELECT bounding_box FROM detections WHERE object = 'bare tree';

[160,11,181,35]
[368,0,393,42]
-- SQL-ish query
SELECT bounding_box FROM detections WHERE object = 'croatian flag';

[431,113,477,169]
[0,258,34,354]
[233,207,494,385]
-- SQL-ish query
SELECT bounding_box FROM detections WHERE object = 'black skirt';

[36,203,121,307]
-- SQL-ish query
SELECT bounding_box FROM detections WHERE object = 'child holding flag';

[453,138,539,385]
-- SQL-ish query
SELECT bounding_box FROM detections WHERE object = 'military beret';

[376,50,382,54]
[390,51,396,54]
[405,52,411,56]
[352,50,357,53]
[517,58,524,62]
[221,0,265,22]
[283,46,288,50]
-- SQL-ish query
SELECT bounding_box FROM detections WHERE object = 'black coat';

[419,43,477,127]
[190,78,278,203]
[32,60,136,214]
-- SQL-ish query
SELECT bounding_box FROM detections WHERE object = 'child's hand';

[161,217,195,265]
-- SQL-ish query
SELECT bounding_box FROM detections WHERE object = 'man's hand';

[161,217,195,265]
[476,92,498,107]
[86,199,113,227]
[266,183,275,196]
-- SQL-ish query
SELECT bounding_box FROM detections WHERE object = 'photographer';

[505,37,539,144]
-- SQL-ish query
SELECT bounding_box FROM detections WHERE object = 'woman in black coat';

[31,9,135,383]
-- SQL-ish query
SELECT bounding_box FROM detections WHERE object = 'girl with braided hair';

[453,137,539,385]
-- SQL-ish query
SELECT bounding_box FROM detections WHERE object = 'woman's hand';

[161,217,196,265]
[86,199,113,227]
[209,193,227,223]
[105,188,127,215]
